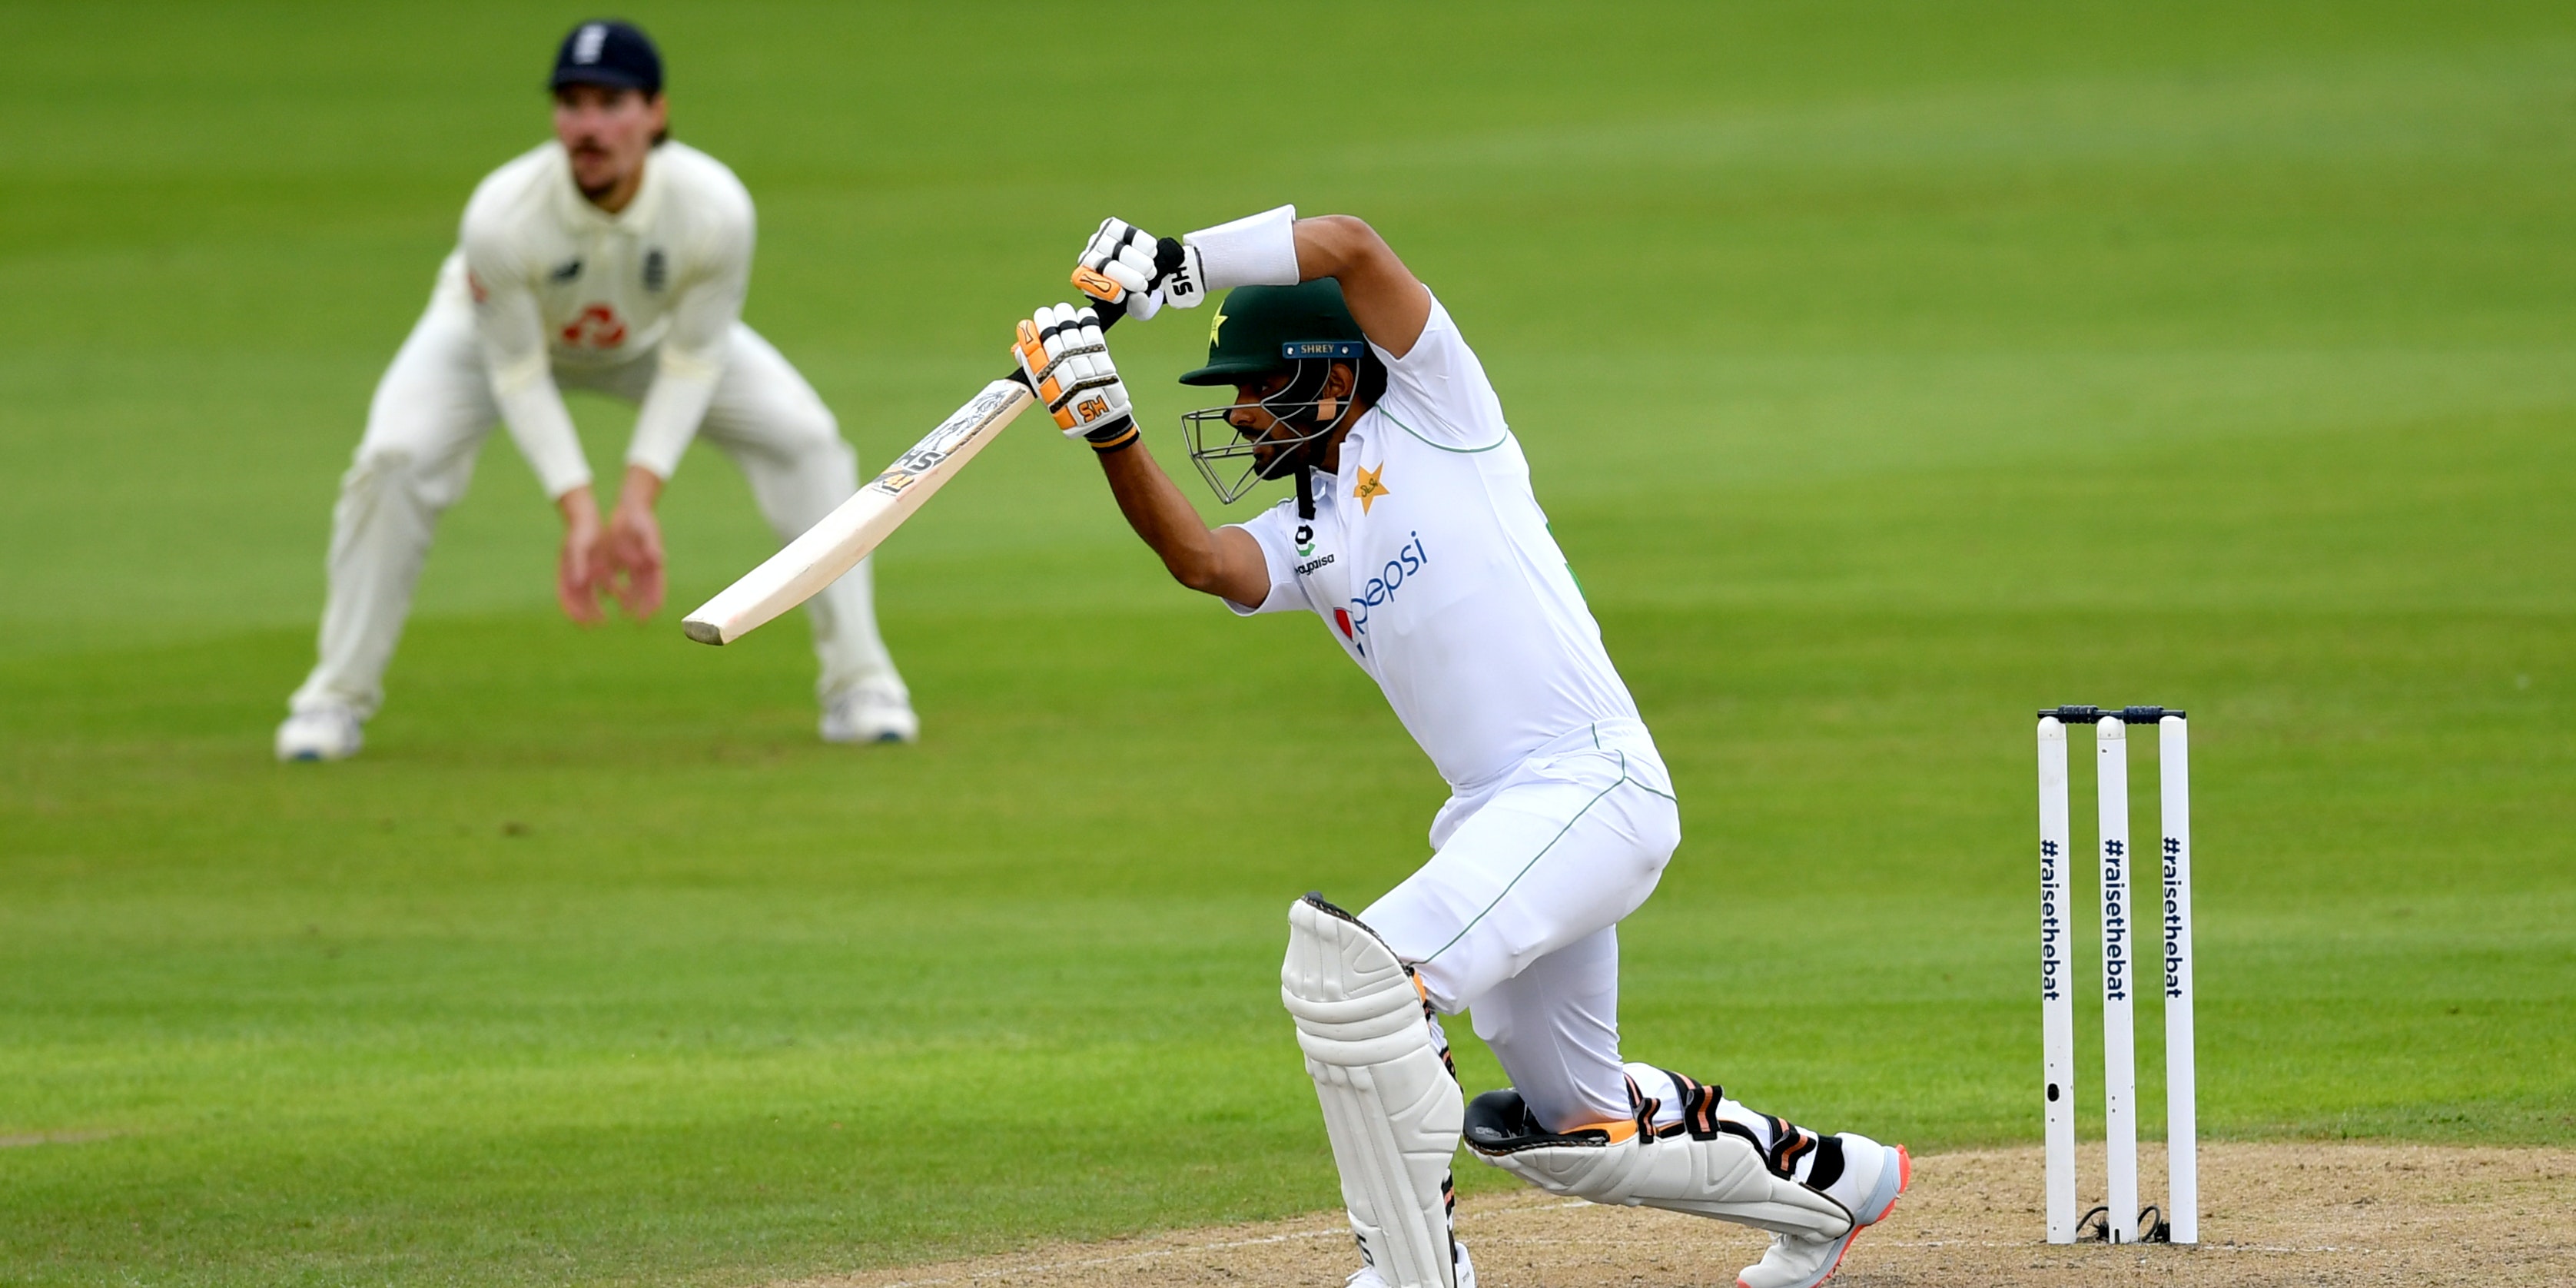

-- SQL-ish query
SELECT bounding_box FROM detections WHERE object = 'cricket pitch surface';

[775,1143,2573,1288]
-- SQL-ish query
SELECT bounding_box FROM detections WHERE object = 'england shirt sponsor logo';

[559,303,627,348]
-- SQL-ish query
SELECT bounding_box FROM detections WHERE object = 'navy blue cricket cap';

[549,20,662,95]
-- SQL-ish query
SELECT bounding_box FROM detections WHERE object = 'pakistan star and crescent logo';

[1209,308,1227,347]
[1353,463,1389,513]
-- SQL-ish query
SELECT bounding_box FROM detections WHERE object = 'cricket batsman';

[1011,208,1909,1288]
[274,20,915,760]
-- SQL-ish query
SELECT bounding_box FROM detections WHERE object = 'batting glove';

[1014,303,1138,452]
[1077,217,1206,317]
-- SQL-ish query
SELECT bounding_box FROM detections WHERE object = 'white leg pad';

[1463,1090,1852,1240]
[1282,895,1462,1288]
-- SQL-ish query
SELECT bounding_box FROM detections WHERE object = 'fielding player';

[1012,209,1909,1288]
[274,20,914,761]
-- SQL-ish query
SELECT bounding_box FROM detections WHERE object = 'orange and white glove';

[1013,303,1137,452]
[1075,217,1197,317]
[1077,207,1303,319]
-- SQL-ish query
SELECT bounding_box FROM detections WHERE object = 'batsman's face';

[1225,373,1293,441]
[553,85,664,200]
[1227,363,1356,473]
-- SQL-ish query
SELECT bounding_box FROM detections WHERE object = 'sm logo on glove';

[1075,397,1110,423]
[559,304,628,350]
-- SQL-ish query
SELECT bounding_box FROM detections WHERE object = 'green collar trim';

[1377,409,1508,454]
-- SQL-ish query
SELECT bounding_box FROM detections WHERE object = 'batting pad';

[1282,895,1463,1288]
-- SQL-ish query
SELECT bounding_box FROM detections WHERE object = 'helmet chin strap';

[1289,401,1346,521]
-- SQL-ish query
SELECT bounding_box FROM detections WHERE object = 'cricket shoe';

[274,702,363,762]
[819,681,918,745]
[1735,1137,1908,1288]
[1345,1238,1476,1288]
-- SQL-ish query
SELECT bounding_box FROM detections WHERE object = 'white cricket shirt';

[443,140,755,496]
[1227,294,1645,792]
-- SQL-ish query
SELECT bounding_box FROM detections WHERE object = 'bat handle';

[1068,267,1135,331]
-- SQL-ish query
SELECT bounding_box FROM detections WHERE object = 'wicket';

[2037,705,2196,1246]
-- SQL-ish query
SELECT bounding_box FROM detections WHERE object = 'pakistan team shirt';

[1226,294,1646,794]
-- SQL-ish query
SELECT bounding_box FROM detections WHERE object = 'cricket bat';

[681,285,1128,646]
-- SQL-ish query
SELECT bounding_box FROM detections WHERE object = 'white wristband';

[1183,204,1300,290]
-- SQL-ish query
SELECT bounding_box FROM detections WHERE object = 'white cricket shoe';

[1735,1138,1908,1288]
[274,703,363,762]
[819,681,918,745]
[1345,1238,1475,1288]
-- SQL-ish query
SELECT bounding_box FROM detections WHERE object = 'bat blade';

[682,378,1033,646]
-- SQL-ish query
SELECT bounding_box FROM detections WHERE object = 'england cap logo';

[549,19,662,95]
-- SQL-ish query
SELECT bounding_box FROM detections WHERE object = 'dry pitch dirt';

[775,1143,2574,1288]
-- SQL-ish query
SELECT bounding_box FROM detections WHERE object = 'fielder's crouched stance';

[1021,208,1908,1288]
[276,22,913,760]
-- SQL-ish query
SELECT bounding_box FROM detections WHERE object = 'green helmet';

[1174,279,1385,519]
[1177,278,1369,387]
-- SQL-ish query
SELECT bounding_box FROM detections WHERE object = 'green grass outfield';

[5,2,2573,1283]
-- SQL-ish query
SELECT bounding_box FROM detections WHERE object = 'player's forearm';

[1097,444,1237,595]
[556,483,601,531]
[628,264,743,474]
[1293,215,1430,357]
[626,360,719,479]
[612,464,662,513]
[475,277,594,498]
[1291,215,1391,281]
[493,377,595,498]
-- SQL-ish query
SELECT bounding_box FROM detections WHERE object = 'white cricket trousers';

[287,276,902,719]
[1361,718,1681,1134]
